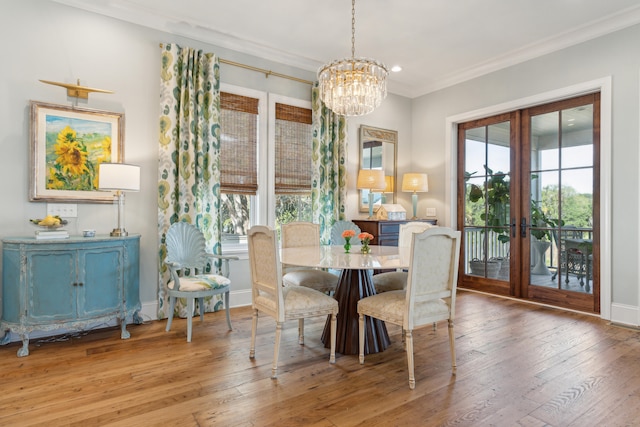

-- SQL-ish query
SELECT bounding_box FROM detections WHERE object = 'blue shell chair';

[164,222,238,342]
[330,220,362,245]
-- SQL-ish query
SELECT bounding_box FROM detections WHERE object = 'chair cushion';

[168,274,230,292]
[283,286,338,317]
[256,286,338,317]
[358,290,449,326]
[283,269,338,292]
[372,271,408,293]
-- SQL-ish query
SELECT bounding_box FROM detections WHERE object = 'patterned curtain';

[311,82,348,244]
[157,43,223,319]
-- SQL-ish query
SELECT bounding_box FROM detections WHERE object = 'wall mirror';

[359,125,398,213]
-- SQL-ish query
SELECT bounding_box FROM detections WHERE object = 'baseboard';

[1,289,254,344]
[610,302,639,327]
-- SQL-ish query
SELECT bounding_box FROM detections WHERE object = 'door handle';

[511,217,516,237]
[521,217,528,238]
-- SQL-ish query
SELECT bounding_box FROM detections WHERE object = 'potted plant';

[530,200,562,275]
[467,166,510,278]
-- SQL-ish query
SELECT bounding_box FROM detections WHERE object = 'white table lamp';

[357,169,386,219]
[402,173,428,220]
[98,163,141,236]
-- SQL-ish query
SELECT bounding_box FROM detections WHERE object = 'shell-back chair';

[164,222,238,342]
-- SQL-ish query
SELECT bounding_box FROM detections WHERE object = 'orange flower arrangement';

[358,232,374,244]
[342,230,356,239]
[342,229,356,253]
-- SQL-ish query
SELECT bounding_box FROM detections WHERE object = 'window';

[219,85,311,251]
[273,99,313,231]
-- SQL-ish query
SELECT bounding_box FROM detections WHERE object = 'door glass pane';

[530,170,559,280]
[561,169,593,228]
[531,111,559,171]
[561,105,593,169]
[487,121,510,173]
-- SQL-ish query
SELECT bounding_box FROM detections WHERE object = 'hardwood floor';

[1,290,639,426]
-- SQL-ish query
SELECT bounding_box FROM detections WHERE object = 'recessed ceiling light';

[391,65,402,72]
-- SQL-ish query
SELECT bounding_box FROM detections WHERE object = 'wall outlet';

[426,207,437,217]
[47,203,77,218]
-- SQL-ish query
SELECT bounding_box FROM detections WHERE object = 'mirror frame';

[359,125,398,213]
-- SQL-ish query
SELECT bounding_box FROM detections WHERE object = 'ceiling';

[51,0,640,98]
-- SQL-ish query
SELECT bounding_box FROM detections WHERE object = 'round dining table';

[280,244,411,355]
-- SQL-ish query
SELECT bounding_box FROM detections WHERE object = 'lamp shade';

[383,175,394,193]
[402,173,428,193]
[356,169,386,190]
[98,163,141,191]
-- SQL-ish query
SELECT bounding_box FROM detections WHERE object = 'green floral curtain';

[311,82,348,244]
[157,43,223,319]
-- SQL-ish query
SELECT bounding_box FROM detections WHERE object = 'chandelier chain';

[351,0,356,59]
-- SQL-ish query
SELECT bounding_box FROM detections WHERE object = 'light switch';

[426,207,437,217]
[47,203,78,218]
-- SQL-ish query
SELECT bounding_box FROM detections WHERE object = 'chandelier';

[317,0,388,116]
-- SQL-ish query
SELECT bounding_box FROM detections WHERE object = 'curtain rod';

[159,43,313,85]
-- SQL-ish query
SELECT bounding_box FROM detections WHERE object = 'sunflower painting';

[30,101,124,203]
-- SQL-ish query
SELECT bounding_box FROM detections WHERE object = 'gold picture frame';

[30,101,124,203]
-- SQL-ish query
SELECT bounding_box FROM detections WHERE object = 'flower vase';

[344,239,351,253]
[361,243,371,254]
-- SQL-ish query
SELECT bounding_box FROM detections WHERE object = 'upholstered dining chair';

[358,227,461,389]
[164,222,238,342]
[281,222,339,294]
[372,221,435,294]
[248,225,339,379]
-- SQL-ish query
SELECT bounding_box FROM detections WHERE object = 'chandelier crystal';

[317,0,388,116]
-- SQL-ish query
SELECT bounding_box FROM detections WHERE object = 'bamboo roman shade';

[220,92,259,194]
[275,103,312,194]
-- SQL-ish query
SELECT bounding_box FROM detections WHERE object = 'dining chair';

[248,225,339,379]
[164,222,238,342]
[372,221,435,294]
[358,227,461,389]
[281,222,339,294]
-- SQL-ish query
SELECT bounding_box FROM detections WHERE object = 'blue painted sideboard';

[1,235,141,356]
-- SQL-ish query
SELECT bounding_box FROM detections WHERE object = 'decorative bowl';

[30,217,68,230]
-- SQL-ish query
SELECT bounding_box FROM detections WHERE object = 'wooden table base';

[322,269,390,355]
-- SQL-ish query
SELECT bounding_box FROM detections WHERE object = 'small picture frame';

[29,101,124,203]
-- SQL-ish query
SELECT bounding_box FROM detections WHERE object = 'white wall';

[409,24,640,325]
[0,0,412,320]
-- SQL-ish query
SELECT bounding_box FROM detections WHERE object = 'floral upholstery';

[167,274,230,292]
[358,227,461,389]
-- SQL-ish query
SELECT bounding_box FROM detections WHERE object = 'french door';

[457,93,600,313]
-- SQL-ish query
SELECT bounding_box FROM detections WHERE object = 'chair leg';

[406,329,415,390]
[249,309,258,359]
[225,291,232,331]
[165,296,176,332]
[298,318,304,345]
[329,313,336,364]
[198,297,205,322]
[186,298,194,342]
[448,319,457,375]
[358,313,365,365]
[272,322,282,379]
